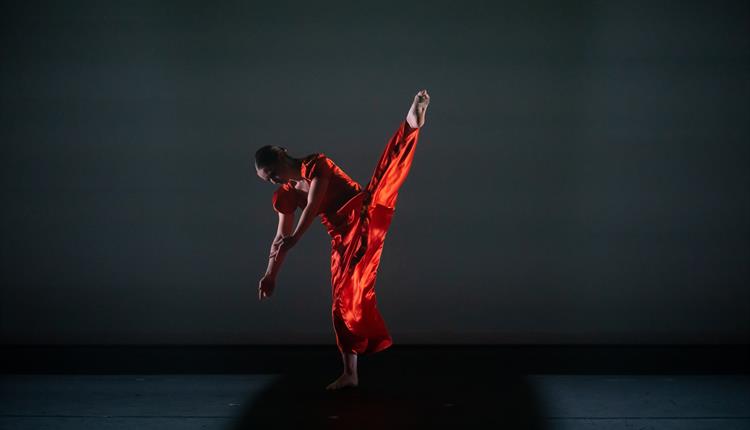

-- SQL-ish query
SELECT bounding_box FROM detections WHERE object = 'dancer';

[255,89,430,390]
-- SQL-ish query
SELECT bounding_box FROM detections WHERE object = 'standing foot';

[325,372,359,390]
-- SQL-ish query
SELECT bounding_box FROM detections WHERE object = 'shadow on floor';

[230,353,545,429]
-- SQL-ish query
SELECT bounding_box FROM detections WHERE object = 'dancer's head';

[254,145,296,185]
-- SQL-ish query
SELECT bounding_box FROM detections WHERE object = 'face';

[257,164,289,185]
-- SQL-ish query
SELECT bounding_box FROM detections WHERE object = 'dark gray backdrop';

[2,0,748,344]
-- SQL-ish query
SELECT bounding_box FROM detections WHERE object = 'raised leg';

[365,119,422,209]
[347,119,422,270]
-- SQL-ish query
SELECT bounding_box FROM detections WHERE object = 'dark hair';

[254,145,287,170]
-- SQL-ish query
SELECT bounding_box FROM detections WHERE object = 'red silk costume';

[272,120,421,355]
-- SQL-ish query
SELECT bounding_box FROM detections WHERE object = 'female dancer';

[255,89,430,390]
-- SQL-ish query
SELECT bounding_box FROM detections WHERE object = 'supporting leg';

[325,350,359,390]
[343,350,358,376]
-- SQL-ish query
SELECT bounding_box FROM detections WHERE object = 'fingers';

[274,235,288,245]
[273,237,291,250]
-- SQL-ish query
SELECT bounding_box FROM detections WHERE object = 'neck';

[285,157,304,181]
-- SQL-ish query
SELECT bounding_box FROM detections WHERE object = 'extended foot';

[406,89,430,129]
[325,372,359,390]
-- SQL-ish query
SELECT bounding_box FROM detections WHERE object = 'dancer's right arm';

[265,211,295,278]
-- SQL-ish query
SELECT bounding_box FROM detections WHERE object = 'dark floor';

[2,345,749,429]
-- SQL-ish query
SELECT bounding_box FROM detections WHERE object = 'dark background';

[1,0,748,345]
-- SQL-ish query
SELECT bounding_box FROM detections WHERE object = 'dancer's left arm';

[278,171,331,253]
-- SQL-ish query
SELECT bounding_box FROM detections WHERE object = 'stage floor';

[2,345,749,429]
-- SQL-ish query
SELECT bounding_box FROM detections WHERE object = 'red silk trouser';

[328,121,421,355]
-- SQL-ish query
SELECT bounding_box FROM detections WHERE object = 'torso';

[289,153,318,193]
[276,153,361,217]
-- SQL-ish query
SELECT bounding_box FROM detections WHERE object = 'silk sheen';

[271,120,421,355]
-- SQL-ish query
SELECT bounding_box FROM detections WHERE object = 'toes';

[326,375,358,390]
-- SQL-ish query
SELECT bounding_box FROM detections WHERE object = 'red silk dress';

[272,120,421,355]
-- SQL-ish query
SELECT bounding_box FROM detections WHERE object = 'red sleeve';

[307,156,333,180]
[403,120,420,138]
[272,186,297,214]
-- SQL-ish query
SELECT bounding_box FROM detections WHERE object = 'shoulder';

[303,153,333,180]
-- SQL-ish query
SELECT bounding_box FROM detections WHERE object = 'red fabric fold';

[269,121,421,355]
[326,120,421,355]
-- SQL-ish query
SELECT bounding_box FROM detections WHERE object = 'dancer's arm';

[272,170,332,256]
[265,211,295,278]
[292,171,331,241]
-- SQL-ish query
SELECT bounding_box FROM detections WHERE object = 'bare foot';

[325,372,359,390]
[406,89,430,129]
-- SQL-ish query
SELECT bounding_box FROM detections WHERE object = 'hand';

[271,234,299,260]
[258,274,276,301]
